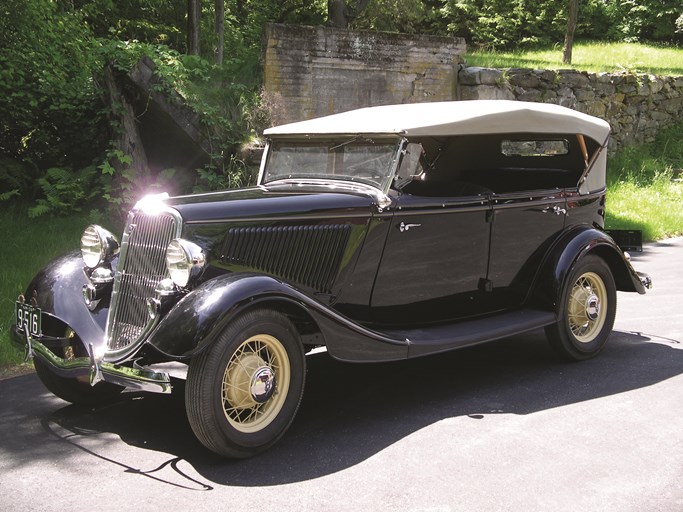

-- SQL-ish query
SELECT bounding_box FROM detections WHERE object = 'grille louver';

[222,225,351,292]
[107,212,178,352]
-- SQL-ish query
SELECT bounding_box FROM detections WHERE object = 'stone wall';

[459,67,683,152]
[262,24,466,124]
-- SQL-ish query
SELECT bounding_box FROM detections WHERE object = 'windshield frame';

[259,135,404,194]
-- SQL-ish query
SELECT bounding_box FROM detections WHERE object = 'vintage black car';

[12,100,652,458]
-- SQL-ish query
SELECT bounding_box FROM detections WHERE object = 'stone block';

[558,70,590,88]
[516,89,543,102]
[574,89,596,101]
[460,85,514,100]
[507,70,541,88]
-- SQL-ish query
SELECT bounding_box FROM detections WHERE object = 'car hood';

[165,184,379,224]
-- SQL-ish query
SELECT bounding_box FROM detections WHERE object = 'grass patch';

[0,207,95,368]
[606,121,683,241]
[465,41,683,75]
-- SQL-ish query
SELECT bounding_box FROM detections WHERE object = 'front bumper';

[10,325,172,394]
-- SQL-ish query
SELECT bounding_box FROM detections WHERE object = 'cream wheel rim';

[568,271,607,343]
[221,334,290,433]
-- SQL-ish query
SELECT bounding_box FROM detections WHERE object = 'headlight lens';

[81,225,119,269]
[165,239,205,288]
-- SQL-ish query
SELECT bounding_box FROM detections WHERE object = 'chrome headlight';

[80,225,120,269]
[165,239,205,288]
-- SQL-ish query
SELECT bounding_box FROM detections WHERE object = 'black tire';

[185,308,306,459]
[34,359,124,405]
[545,254,617,361]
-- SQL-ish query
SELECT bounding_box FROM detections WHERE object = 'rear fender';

[531,226,646,312]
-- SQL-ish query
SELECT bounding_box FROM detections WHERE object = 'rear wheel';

[185,309,305,458]
[545,255,616,361]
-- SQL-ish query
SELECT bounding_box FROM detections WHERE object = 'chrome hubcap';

[585,294,600,321]
[250,366,276,403]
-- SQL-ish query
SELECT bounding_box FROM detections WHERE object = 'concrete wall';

[262,24,466,123]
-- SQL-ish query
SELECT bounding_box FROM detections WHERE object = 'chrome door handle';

[399,222,421,232]
[542,205,567,216]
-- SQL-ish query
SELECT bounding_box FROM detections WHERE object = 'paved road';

[1,239,681,512]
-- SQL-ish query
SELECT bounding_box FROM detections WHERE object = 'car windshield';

[263,137,400,190]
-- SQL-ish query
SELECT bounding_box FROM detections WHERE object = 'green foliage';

[0,0,107,172]
[77,0,187,49]
[194,155,252,193]
[604,0,683,43]
[0,158,40,203]
[439,0,682,49]
[28,165,103,218]
[352,0,434,33]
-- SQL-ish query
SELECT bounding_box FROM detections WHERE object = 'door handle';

[542,205,567,216]
[399,222,422,232]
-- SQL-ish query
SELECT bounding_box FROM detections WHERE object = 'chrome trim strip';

[184,212,374,224]
[12,327,171,394]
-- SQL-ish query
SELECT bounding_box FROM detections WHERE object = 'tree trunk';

[562,0,579,65]
[328,0,348,28]
[187,0,201,55]
[214,0,224,65]
[327,0,372,28]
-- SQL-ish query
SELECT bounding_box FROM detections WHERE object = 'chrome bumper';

[637,271,653,290]
[11,326,171,394]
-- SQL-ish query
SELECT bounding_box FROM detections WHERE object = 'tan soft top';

[264,100,611,143]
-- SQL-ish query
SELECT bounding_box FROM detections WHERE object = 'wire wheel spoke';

[220,334,291,433]
[568,271,607,343]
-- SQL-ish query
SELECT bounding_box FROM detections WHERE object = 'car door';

[485,190,566,309]
[369,193,491,326]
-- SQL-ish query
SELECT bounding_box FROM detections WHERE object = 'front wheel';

[545,255,617,361]
[185,309,306,458]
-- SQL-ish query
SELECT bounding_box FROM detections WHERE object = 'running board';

[382,309,557,358]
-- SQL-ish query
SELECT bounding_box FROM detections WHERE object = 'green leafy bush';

[0,0,107,172]
[28,166,103,218]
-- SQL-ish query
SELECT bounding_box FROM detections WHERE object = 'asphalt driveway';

[1,238,681,512]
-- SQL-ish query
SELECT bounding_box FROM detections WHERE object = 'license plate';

[15,302,41,338]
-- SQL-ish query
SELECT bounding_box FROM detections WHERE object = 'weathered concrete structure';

[262,23,466,123]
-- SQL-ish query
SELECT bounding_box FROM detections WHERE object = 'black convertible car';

[12,100,651,458]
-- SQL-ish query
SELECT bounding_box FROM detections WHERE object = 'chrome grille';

[107,212,179,351]
[221,225,351,292]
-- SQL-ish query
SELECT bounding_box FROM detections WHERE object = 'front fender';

[145,273,409,362]
[21,251,107,351]
[531,226,646,311]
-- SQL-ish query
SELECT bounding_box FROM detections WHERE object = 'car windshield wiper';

[329,135,368,151]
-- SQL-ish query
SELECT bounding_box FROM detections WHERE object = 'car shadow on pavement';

[3,328,681,488]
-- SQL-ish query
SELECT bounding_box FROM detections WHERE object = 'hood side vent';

[221,225,352,292]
